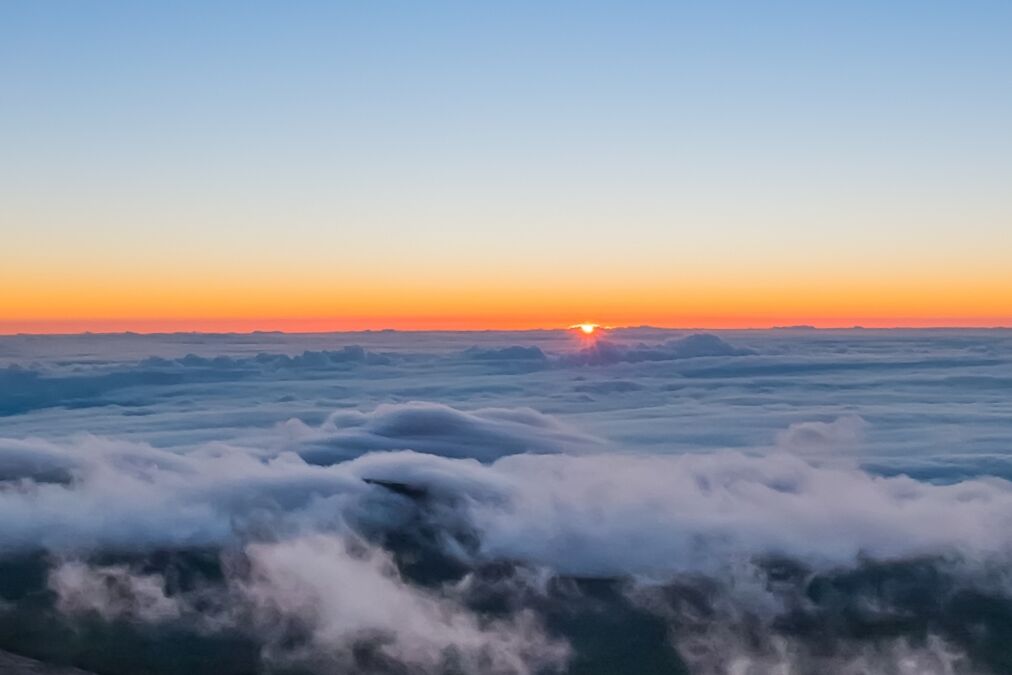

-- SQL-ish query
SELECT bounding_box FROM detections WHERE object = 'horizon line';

[4,324,1012,338]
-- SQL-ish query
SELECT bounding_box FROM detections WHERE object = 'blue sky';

[3,1,1012,330]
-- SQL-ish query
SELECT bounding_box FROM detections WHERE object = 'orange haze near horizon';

[3,279,1010,334]
[4,251,1011,333]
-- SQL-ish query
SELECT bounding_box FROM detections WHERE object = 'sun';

[571,323,599,335]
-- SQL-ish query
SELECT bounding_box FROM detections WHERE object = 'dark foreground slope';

[0,650,95,675]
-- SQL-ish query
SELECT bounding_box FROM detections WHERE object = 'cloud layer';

[1,328,1012,673]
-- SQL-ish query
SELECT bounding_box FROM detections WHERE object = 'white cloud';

[240,534,569,674]
[287,401,602,463]
[50,561,181,623]
[775,414,868,453]
[346,449,1012,576]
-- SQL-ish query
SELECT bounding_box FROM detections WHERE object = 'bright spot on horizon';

[572,323,599,335]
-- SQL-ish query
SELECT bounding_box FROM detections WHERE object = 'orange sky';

[3,272,1010,333]
[4,316,1011,335]
[5,1,1012,336]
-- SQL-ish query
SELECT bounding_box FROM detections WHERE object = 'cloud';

[625,555,990,675]
[460,346,550,374]
[140,347,392,370]
[2,328,1012,673]
[673,623,973,675]
[559,333,755,366]
[464,346,548,363]
[775,414,868,453]
[1,431,1012,673]
[0,435,371,554]
[346,449,1012,578]
[50,561,182,623]
[3,411,1012,575]
[864,454,1012,483]
[240,534,568,674]
[0,347,390,416]
[0,364,195,416]
[0,437,78,483]
[572,380,643,394]
[249,347,392,368]
[289,402,602,464]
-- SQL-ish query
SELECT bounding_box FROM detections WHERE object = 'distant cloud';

[143,346,392,369]
[572,380,644,394]
[0,347,390,415]
[464,346,548,362]
[559,333,755,366]
[776,414,868,453]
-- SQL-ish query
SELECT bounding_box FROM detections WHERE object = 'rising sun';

[571,323,599,335]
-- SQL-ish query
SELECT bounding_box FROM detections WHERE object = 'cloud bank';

[1,328,1011,674]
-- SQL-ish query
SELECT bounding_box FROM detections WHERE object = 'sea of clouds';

[2,328,1012,674]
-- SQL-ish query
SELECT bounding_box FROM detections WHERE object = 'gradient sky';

[2,0,1011,332]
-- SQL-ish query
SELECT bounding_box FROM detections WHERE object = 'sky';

[2,0,1011,332]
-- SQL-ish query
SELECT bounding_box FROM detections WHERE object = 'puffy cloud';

[0,435,371,554]
[49,562,182,623]
[241,534,568,674]
[0,437,78,483]
[1,435,1012,673]
[347,450,1012,577]
[4,414,1012,575]
[290,402,602,464]
[775,414,868,453]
